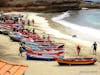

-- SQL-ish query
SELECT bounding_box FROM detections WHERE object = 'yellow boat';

[55,58,96,65]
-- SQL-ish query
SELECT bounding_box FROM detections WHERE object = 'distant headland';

[0,0,81,12]
[0,0,100,12]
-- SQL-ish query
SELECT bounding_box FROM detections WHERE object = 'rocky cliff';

[0,0,81,12]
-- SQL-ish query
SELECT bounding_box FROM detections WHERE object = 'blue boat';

[26,54,54,61]
[26,49,64,61]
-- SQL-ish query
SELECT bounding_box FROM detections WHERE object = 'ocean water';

[64,9,100,30]
[52,9,100,42]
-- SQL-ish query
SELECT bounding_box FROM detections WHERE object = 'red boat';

[55,58,96,65]
[26,50,64,61]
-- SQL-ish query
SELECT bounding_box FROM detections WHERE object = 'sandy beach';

[0,12,100,75]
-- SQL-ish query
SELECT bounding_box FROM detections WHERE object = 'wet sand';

[0,12,100,75]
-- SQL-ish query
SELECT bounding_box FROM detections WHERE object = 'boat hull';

[26,54,54,61]
[56,58,96,65]
[2,31,10,35]
[9,36,21,42]
[58,61,95,65]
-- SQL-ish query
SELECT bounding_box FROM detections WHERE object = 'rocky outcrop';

[0,0,81,12]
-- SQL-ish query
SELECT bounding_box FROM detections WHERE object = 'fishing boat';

[1,30,11,35]
[9,32,22,42]
[24,42,64,51]
[26,50,64,61]
[21,37,34,42]
[0,29,3,34]
[26,54,55,61]
[55,58,96,65]
[0,25,11,35]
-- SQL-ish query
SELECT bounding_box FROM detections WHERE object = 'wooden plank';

[7,66,20,75]
[14,66,27,75]
[0,64,12,74]
[0,62,6,69]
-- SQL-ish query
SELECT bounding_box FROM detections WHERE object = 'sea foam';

[52,11,100,42]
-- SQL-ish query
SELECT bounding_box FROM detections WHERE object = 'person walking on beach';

[32,28,35,34]
[19,47,23,56]
[92,42,97,55]
[42,32,46,40]
[27,19,30,26]
[47,34,50,42]
[19,46,26,56]
[76,45,81,56]
[32,19,34,26]
[18,42,26,56]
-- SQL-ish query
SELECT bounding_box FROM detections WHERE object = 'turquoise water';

[64,9,100,30]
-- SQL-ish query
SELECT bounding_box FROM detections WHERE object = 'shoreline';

[52,11,100,43]
[0,12,100,75]
[38,12,100,58]
[38,12,91,43]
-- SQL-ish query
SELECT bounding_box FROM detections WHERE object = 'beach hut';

[0,59,28,75]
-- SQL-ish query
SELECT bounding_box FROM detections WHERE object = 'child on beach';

[19,46,26,56]
[76,45,81,56]
[19,42,26,56]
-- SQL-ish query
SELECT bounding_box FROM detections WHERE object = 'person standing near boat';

[19,42,26,56]
[76,45,81,56]
[27,19,30,26]
[47,34,50,41]
[92,42,97,55]
[32,28,36,34]
[21,20,25,25]
[19,47,23,56]
[32,19,34,26]
[42,32,46,40]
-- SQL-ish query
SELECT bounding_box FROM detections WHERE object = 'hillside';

[0,0,81,12]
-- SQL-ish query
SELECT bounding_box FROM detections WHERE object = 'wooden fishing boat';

[26,54,54,61]
[24,42,64,53]
[0,25,11,35]
[2,30,10,35]
[26,50,64,61]
[9,35,22,42]
[9,32,22,42]
[21,37,34,42]
[0,30,3,34]
[55,58,96,65]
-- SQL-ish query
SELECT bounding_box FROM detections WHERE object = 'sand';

[0,12,100,75]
